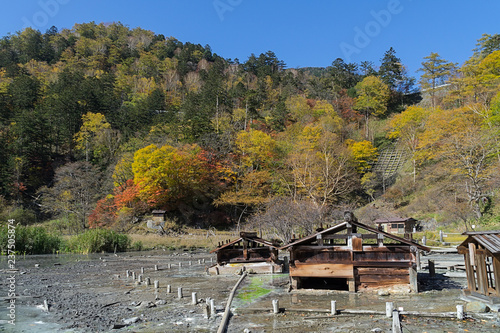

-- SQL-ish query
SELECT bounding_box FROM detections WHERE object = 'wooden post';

[428,260,435,277]
[167,285,171,293]
[203,303,210,319]
[331,300,337,315]
[386,302,394,318]
[272,299,279,314]
[132,271,136,280]
[210,298,216,317]
[192,292,198,305]
[416,250,421,271]
[167,263,171,269]
[154,280,159,289]
[178,287,183,299]
[189,261,192,266]
[141,267,144,274]
[409,265,418,292]
[456,304,464,320]
[179,262,182,268]
[138,274,143,283]
[439,230,444,243]
[422,236,426,246]
[348,278,356,292]
[392,310,402,333]
[145,277,151,286]
[154,265,158,271]
[126,270,130,278]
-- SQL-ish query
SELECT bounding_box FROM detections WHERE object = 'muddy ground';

[1,250,500,333]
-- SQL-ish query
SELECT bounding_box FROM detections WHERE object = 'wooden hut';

[374,217,419,240]
[281,212,429,292]
[457,231,500,304]
[208,232,283,275]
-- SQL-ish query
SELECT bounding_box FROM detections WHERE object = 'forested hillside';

[0,22,499,236]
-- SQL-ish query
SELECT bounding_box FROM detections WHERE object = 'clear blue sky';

[1,0,499,79]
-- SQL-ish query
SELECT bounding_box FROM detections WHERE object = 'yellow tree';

[215,130,276,229]
[387,106,431,182]
[354,76,390,140]
[132,144,217,214]
[74,112,120,164]
[286,125,357,208]
[417,107,497,223]
[74,112,110,162]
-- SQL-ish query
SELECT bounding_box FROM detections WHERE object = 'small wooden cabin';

[281,212,429,292]
[151,210,167,223]
[208,232,283,275]
[374,217,418,240]
[457,231,500,304]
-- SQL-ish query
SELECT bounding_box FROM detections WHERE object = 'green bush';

[0,224,62,255]
[131,240,143,251]
[66,229,131,254]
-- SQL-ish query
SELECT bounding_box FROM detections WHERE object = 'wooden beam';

[476,253,489,295]
[409,265,418,292]
[464,252,476,292]
[493,256,500,296]
[290,263,354,278]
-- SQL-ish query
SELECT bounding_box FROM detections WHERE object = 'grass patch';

[129,228,234,251]
[236,276,272,303]
[0,224,62,255]
[65,229,130,254]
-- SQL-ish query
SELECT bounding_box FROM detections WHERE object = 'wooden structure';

[281,212,429,292]
[374,217,419,240]
[151,210,167,223]
[457,231,500,304]
[208,232,283,275]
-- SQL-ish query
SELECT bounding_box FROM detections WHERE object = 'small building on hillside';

[281,212,429,292]
[207,232,283,275]
[152,210,167,223]
[457,230,500,304]
[374,217,419,240]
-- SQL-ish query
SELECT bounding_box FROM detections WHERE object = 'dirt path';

[1,250,499,332]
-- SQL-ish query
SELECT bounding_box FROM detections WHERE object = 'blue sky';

[1,0,499,79]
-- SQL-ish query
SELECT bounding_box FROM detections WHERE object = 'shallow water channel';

[1,251,499,332]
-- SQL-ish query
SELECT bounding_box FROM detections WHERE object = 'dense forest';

[0,22,499,239]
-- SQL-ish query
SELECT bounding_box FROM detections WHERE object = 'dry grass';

[129,228,236,251]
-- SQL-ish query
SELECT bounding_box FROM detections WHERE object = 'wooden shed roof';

[280,220,429,251]
[210,232,280,253]
[459,230,500,255]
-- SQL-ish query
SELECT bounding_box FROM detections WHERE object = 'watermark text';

[6,219,16,325]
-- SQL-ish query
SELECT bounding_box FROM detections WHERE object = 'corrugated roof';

[460,231,500,255]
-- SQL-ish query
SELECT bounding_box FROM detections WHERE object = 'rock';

[110,323,127,329]
[466,301,490,313]
[155,300,167,305]
[123,317,140,325]
[138,301,156,309]
[371,329,383,333]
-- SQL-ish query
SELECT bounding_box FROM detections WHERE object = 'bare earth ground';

[1,250,500,333]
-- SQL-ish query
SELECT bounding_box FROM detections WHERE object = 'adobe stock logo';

[21,0,70,31]
[340,0,404,62]
[213,0,243,22]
